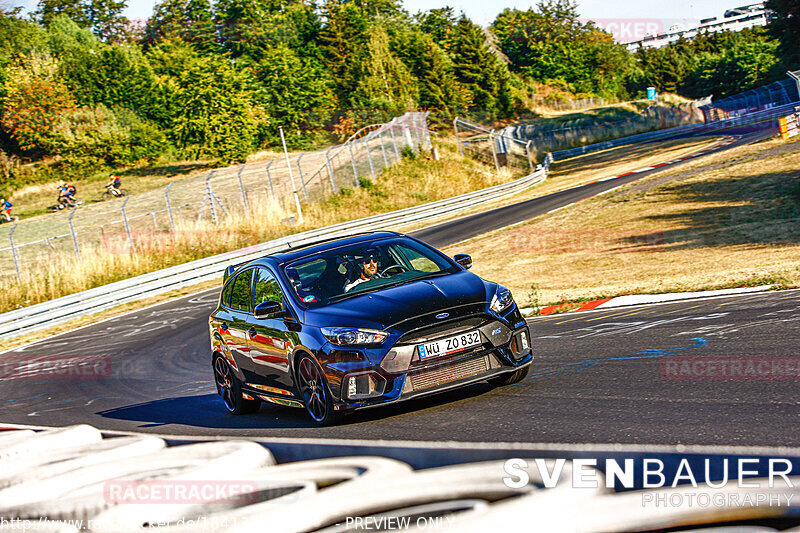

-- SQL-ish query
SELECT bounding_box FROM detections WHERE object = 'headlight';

[321,327,389,346]
[490,285,514,314]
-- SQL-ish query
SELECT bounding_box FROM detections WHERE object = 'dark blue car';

[208,231,532,425]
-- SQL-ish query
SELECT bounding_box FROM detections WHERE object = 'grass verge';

[442,134,800,311]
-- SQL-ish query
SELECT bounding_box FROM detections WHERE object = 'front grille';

[398,316,489,345]
[409,355,489,391]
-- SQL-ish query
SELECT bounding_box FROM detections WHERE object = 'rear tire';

[212,354,260,415]
[489,365,530,387]
[296,354,341,426]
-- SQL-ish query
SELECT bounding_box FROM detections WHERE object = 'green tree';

[352,25,417,115]
[415,7,457,52]
[171,57,258,162]
[451,15,516,118]
[252,43,334,145]
[766,0,800,67]
[144,0,218,53]
[36,0,128,40]
[0,52,76,154]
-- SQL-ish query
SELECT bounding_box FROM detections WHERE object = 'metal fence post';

[265,160,275,200]
[389,123,400,159]
[237,164,250,214]
[364,139,375,179]
[413,117,423,150]
[120,196,133,250]
[489,129,500,173]
[526,140,534,172]
[325,146,337,194]
[68,208,81,261]
[348,142,360,187]
[164,183,175,233]
[378,130,388,167]
[205,171,218,225]
[9,224,21,281]
[296,153,308,200]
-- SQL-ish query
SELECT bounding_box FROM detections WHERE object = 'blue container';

[647,87,657,100]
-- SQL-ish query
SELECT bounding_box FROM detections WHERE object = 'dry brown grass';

[443,135,800,309]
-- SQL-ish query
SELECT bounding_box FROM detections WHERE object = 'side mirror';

[254,301,283,320]
[454,254,472,270]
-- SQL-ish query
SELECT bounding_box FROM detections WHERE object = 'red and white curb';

[584,136,736,186]
[526,285,774,316]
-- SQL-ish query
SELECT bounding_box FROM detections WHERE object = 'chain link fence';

[0,112,431,282]
[452,118,536,174]
[699,78,800,121]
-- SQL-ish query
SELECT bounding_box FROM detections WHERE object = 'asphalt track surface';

[2,130,797,447]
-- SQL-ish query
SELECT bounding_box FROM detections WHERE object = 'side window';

[394,244,440,272]
[221,280,234,307]
[253,268,284,308]
[230,269,254,312]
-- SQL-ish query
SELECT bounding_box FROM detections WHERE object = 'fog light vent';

[344,373,386,400]
[510,329,531,361]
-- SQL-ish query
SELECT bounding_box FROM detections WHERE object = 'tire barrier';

[2,425,800,532]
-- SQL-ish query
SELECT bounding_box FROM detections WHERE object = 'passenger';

[343,251,381,292]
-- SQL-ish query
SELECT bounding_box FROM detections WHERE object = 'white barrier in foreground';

[1,424,799,532]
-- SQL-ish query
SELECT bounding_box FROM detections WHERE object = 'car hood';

[302,271,492,330]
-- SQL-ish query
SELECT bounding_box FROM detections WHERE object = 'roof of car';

[265,231,402,264]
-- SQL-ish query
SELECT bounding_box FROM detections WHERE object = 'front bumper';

[330,321,533,411]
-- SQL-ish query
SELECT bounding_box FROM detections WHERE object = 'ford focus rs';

[208,231,532,425]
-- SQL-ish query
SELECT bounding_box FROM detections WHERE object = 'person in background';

[1,197,13,222]
[106,174,122,196]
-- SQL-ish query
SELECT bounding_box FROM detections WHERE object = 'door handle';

[248,327,257,339]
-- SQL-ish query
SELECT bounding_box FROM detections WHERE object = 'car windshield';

[283,237,459,307]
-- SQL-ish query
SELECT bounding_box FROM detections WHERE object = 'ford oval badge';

[435,313,450,320]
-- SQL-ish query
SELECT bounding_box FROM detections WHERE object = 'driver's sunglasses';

[362,256,378,264]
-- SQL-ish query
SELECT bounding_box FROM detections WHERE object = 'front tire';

[489,365,530,387]
[296,354,340,426]
[213,354,260,415]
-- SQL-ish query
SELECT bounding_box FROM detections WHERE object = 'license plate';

[418,330,481,360]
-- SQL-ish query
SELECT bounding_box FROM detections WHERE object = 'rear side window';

[221,280,233,307]
[253,268,284,307]
[230,269,254,312]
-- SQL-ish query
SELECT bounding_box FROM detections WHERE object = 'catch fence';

[452,119,537,174]
[699,78,800,121]
[0,113,431,282]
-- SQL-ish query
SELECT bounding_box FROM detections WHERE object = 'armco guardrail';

[0,166,548,341]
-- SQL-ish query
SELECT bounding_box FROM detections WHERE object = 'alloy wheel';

[213,356,236,412]
[298,357,329,422]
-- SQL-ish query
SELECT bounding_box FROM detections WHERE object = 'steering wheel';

[379,264,408,277]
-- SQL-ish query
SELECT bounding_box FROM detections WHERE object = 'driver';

[344,250,381,293]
